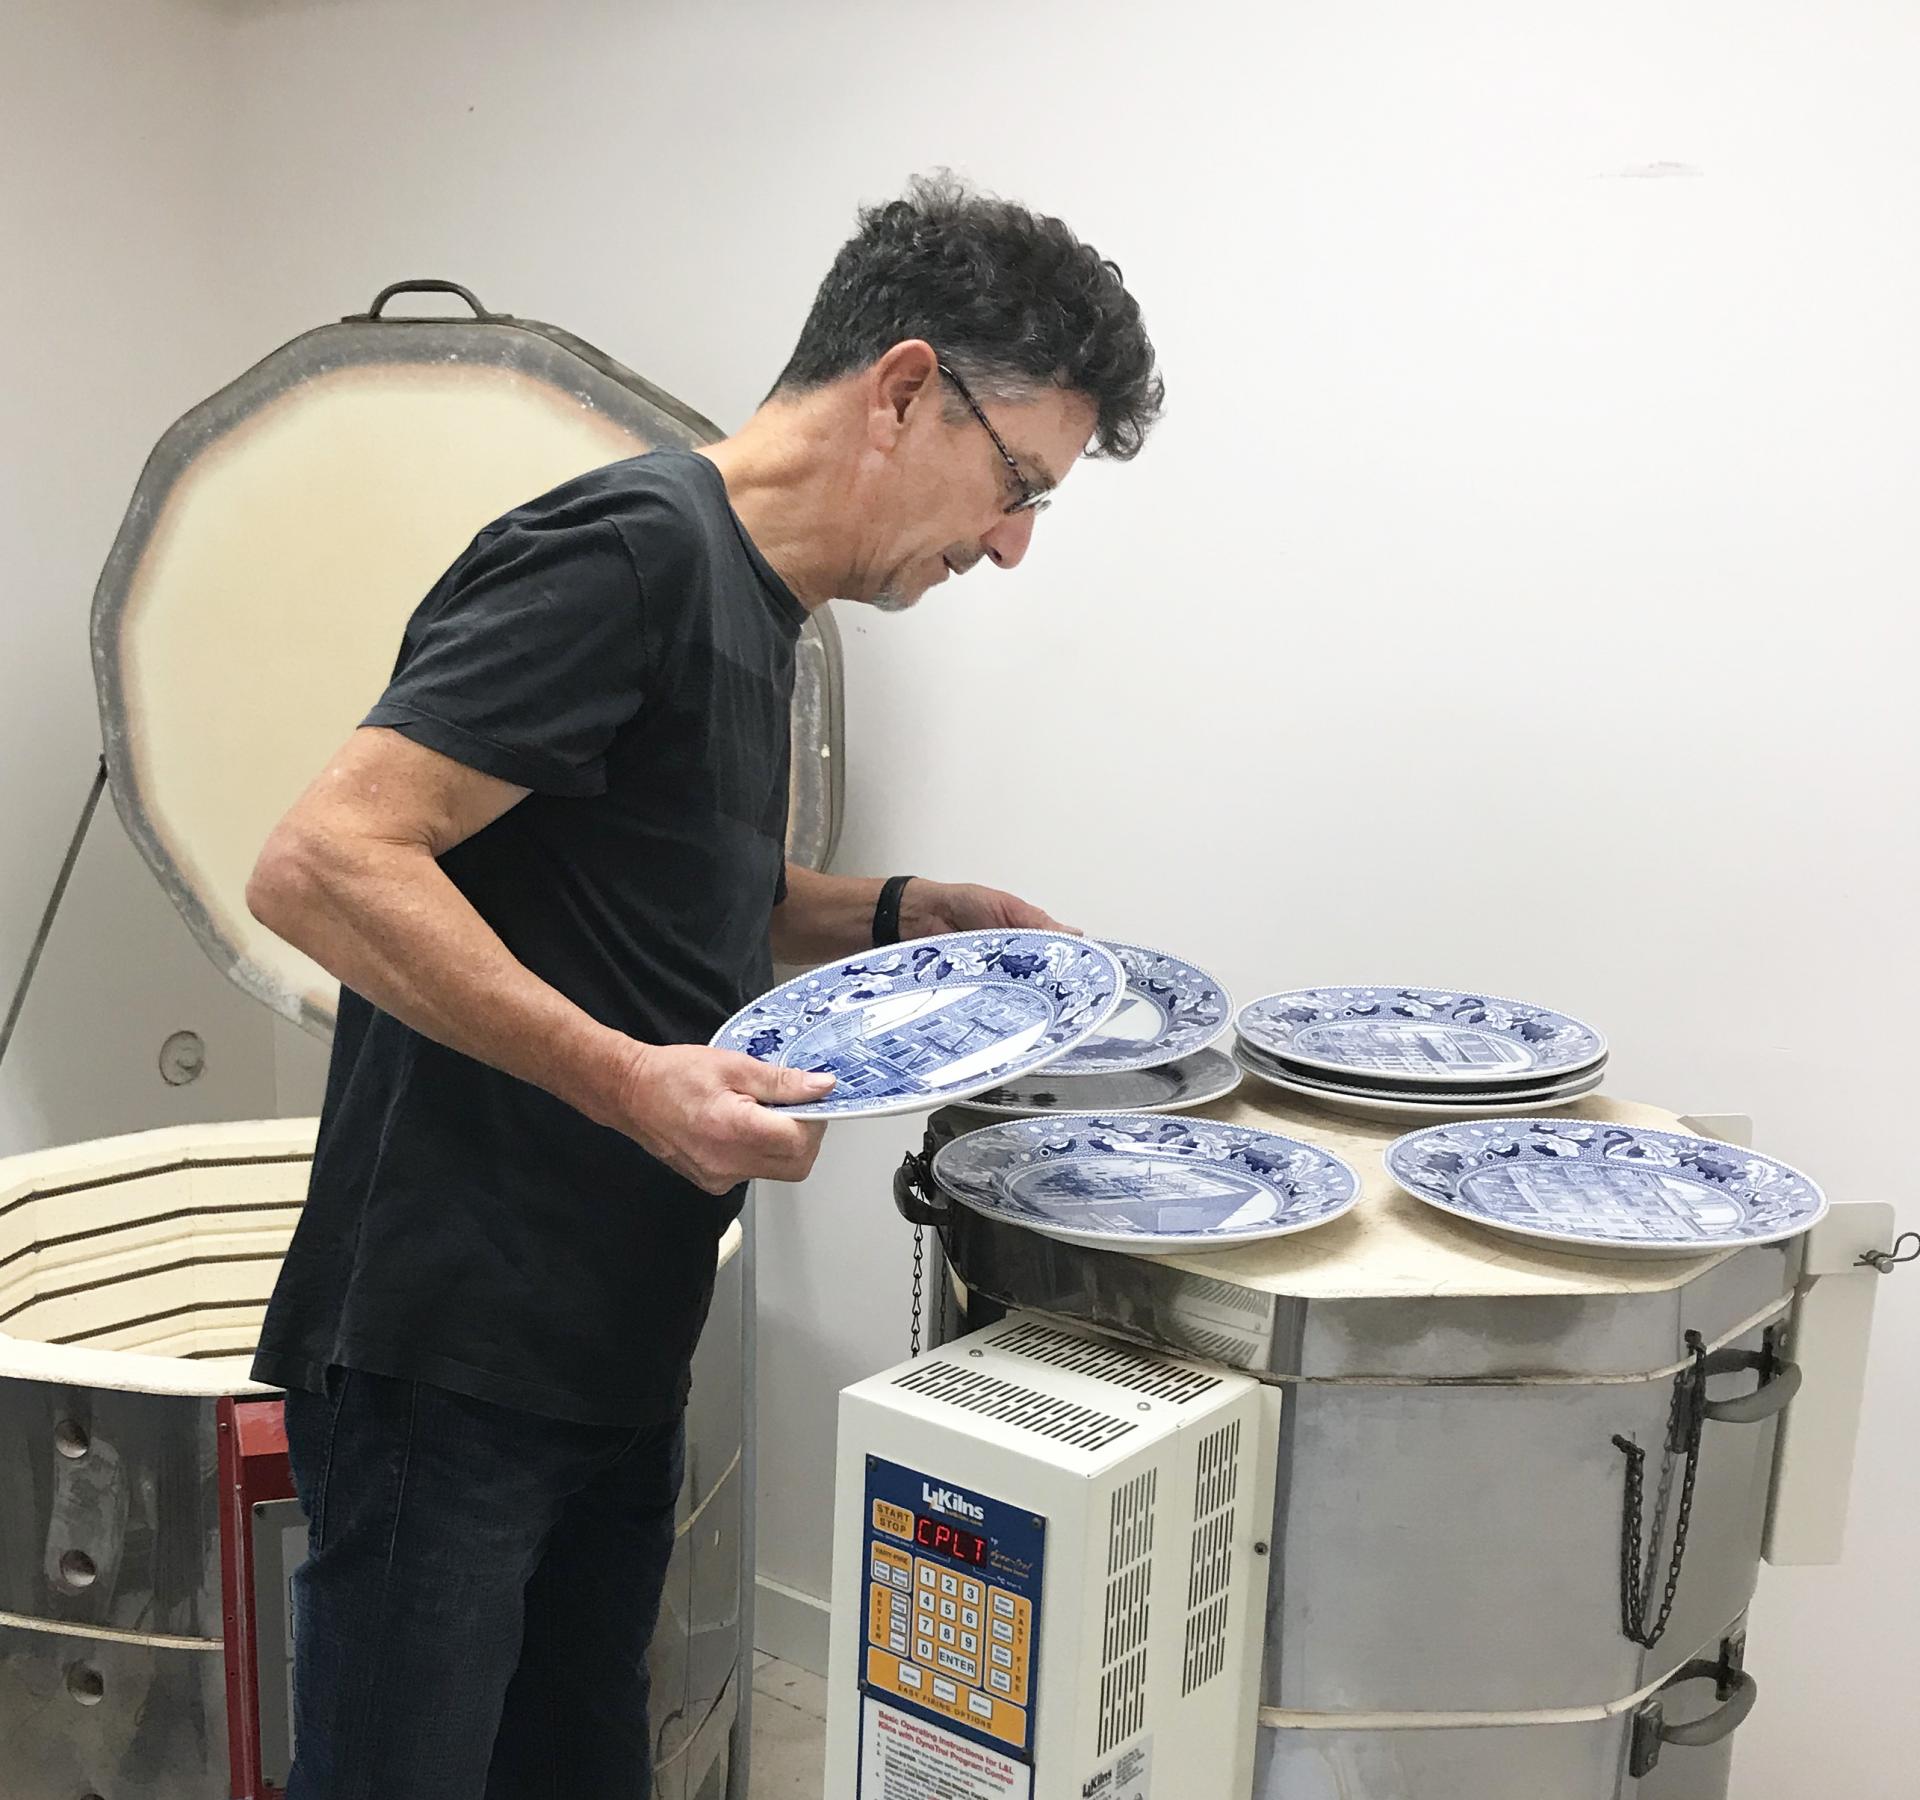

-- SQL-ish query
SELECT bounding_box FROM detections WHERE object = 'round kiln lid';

[90,282,844,1035]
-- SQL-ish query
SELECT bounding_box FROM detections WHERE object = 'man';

[247,172,1161,1797]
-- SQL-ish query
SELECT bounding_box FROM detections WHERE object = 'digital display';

[914,1513,989,1565]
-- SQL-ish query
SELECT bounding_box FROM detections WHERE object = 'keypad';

[864,1549,1034,1747]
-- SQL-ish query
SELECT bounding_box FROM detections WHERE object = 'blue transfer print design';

[711,931,1125,1119]
[1045,941,1233,1076]
[933,1113,1361,1247]
[1383,1121,1827,1250]
[1237,986,1605,1080]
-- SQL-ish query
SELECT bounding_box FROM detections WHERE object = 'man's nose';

[979,509,1037,571]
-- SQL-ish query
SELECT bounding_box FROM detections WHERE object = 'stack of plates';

[1233,985,1608,1120]
[960,941,1242,1117]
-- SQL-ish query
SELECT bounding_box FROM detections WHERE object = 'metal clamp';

[1856,1232,1920,1273]
[1628,1638,1758,1777]
[891,1150,949,1228]
[1698,1340,1803,1425]
[345,279,500,322]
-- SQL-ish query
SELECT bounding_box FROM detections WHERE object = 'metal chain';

[1613,1330,1709,1648]
[934,1231,953,1343]
[909,1224,925,1358]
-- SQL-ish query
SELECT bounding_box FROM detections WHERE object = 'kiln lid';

[90,281,843,1034]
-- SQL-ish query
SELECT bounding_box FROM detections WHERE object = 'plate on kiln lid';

[711,930,1125,1120]
[1383,1120,1828,1255]
[931,1112,1361,1251]
[1237,986,1606,1083]
[1037,941,1232,1075]
[959,1045,1244,1117]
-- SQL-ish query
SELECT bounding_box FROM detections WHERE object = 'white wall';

[15,2,1916,1792]
[0,2,280,1153]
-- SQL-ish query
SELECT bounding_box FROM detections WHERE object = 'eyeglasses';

[937,361,1053,516]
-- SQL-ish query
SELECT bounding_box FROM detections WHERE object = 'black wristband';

[873,875,915,947]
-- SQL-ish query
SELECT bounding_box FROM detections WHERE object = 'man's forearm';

[249,828,636,1128]
[769,864,892,965]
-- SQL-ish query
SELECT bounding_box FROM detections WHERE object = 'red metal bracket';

[217,1396,295,1800]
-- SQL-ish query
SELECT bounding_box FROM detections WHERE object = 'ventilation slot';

[1178,1273,1276,1322]
[1098,1470,1156,1754]
[1182,1419,1242,1696]
[1174,1325,1269,1366]
[985,1319,1222,1405]
[891,1361,1138,1453]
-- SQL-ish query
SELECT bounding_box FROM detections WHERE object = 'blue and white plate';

[1238,987,1606,1084]
[1384,1121,1828,1256]
[1039,942,1232,1076]
[959,1046,1244,1118]
[932,1113,1362,1252]
[712,931,1125,1120]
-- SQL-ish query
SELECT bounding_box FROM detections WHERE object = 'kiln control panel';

[858,1456,1045,1758]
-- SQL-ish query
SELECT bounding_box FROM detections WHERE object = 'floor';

[747,1651,827,1797]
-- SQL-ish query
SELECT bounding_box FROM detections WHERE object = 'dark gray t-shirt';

[252,450,806,1423]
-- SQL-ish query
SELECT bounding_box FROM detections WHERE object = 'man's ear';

[866,339,941,446]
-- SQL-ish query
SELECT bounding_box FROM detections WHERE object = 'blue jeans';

[283,1368,685,1800]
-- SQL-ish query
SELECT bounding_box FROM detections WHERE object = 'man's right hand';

[608,1044,833,1195]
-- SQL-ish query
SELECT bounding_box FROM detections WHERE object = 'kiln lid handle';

[348,280,502,322]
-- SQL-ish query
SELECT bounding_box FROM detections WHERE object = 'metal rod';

[728,1184,760,1800]
[0,759,107,1072]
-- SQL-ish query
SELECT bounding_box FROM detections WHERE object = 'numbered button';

[916,1638,934,1662]
[941,1574,959,1596]
[939,1623,957,1646]
[960,1631,978,1654]
[961,1579,983,1606]
[961,1607,980,1630]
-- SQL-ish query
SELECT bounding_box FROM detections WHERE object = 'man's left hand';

[902,880,1080,938]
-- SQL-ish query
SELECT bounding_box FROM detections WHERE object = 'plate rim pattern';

[1042,939,1234,1075]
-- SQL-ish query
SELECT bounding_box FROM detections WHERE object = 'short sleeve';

[364,517,644,797]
